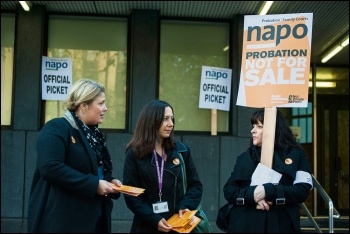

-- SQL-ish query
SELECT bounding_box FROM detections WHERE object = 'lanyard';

[154,149,165,201]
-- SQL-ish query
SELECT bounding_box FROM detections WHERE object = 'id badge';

[152,201,169,213]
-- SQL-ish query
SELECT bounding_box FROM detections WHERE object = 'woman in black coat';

[223,109,313,233]
[123,100,203,233]
[27,79,123,233]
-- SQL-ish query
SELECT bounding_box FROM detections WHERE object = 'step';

[300,216,349,233]
[301,227,349,233]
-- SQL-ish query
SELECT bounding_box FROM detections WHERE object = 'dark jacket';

[123,141,203,233]
[223,146,313,233]
[27,111,120,233]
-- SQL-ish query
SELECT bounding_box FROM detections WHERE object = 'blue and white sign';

[41,56,72,100]
[199,66,232,111]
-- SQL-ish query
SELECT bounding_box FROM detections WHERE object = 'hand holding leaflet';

[251,163,282,209]
[250,163,282,186]
[167,210,201,233]
[108,182,145,196]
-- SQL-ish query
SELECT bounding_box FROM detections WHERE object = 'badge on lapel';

[173,158,180,165]
[71,136,76,144]
[285,158,293,164]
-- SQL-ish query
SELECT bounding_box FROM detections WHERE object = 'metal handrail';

[300,203,322,233]
[300,174,340,233]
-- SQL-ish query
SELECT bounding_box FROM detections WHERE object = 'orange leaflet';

[167,210,201,233]
[108,182,145,196]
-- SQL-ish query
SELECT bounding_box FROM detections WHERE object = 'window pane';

[307,104,312,115]
[292,108,298,116]
[300,118,306,143]
[1,14,15,126]
[307,117,312,142]
[299,108,306,115]
[160,20,230,132]
[291,102,312,143]
[45,16,127,129]
[292,118,298,126]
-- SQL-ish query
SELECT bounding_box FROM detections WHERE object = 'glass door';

[318,95,349,215]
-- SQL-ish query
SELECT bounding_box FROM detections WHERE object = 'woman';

[27,79,123,233]
[223,109,313,233]
[123,99,203,233]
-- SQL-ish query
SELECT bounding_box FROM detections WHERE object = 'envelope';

[108,182,145,196]
[167,210,201,233]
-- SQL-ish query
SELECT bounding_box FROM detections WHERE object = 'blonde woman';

[28,79,122,233]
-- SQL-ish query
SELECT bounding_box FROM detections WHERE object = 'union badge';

[285,158,293,164]
[173,158,180,165]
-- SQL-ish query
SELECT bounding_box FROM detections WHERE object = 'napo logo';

[45,61,69,71]
[205,70,228,80]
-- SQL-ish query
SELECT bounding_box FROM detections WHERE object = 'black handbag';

[216,202,233,232]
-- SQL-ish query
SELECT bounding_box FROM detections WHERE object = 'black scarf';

[70,111,112,172]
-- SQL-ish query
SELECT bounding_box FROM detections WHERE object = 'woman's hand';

[254,185,266,202]
[157,218,172,232]
[97,180,115,196]
[111,179,122,187]
[97,179,122,196]
[178,208,190,217]
[257,199,273,211]
[109,179,123,194]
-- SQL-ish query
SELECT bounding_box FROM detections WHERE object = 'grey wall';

[1,6,256,233]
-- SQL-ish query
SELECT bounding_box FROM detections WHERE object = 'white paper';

[250,163,282,186]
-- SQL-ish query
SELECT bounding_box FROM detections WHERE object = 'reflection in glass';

[1,14,15,126]
[45,16,127,129]
[160,21,230,132]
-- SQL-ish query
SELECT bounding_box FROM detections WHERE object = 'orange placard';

[236,13,313,108]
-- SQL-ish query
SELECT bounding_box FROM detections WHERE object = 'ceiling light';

[341,37,349,47]
[321,46,342,63]
[321,35,349,63]
[308,81,336,88]
[309,74,336,79]
[258,1,274,15]
[19,1,31,11]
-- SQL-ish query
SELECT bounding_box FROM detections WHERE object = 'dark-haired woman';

[223,108,313,233]
[123,99,203,233]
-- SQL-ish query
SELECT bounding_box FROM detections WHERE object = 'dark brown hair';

[250,108,299,149]
[126,100,175,158]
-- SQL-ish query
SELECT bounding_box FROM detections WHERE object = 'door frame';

[317,94,349,216]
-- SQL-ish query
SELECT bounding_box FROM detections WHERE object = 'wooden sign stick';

[211,109,217,136]
[256,107,277,209]
[260,107,277,167]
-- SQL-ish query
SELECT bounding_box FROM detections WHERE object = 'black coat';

[123,141,203,233]
[27,112,120,233]
[223,146,313,233]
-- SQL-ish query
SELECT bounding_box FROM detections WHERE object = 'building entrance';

[317,95,349,216]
